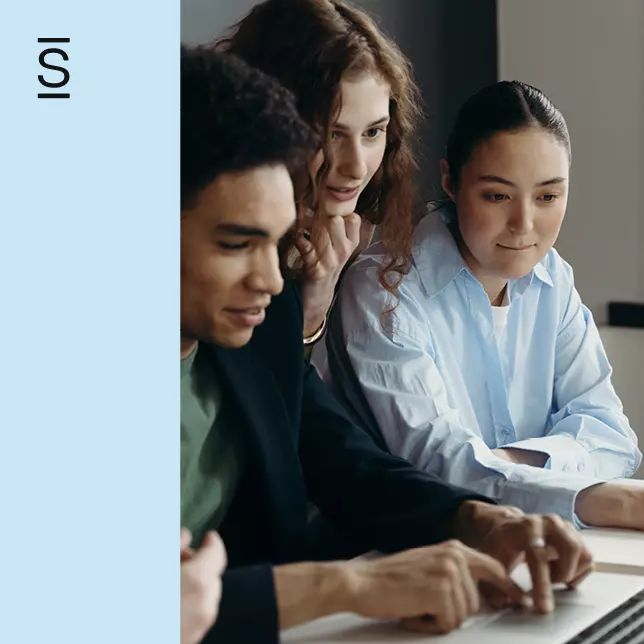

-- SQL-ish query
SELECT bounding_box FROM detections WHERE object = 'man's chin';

[212,327,255,349]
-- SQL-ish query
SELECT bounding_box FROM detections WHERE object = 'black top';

[204,280,490,643]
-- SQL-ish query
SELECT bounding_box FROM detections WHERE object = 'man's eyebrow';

[333,116,390,131]
[216,223,269,238]
[478,175,567,188]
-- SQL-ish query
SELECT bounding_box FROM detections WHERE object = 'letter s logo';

[39,48,70,88]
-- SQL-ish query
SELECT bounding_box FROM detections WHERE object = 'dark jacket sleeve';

[299,362,494,554]
[205,564,278,643]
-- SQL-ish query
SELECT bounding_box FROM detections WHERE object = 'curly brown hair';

[215,0,421,295]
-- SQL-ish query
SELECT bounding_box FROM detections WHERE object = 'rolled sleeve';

[551,272,642,478]
[508,434,592,473]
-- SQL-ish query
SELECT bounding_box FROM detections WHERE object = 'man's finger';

[522,518,555,613]
[192,531,227,574]
[181,528,192,551]
[567,551,595,590]
[464,548,529,608]
[456,551,480,615]
[567,565,595,590]
[544,516,583,585]
[401,616,447,635]
[180,547,195,563]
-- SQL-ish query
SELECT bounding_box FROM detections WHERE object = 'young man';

[180,47,593,643]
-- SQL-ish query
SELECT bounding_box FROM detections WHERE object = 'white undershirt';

[491,288,511,340]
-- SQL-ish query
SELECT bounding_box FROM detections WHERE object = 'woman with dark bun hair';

[322,80,643,531]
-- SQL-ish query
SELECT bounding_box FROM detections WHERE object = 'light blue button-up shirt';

[315,209,641,523]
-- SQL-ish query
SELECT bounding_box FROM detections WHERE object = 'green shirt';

[180,345,245,546]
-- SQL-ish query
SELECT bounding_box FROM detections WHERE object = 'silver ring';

[528,537,547,549]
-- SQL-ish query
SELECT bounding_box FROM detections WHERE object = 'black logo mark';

[38,38,70,99]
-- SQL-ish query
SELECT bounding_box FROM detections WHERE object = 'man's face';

[181,164,296,349]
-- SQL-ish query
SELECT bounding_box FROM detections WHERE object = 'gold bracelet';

[303,314,327,345]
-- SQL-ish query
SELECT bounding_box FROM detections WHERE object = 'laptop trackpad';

[480,602,597,641]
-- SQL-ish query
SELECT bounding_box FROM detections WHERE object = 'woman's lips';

[326,185,361,202]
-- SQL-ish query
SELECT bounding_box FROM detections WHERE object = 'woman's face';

[309,72,391,217]
[443,127,570,286]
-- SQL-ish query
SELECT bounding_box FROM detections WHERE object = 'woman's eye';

[330,131,343,140]
[485,193,507,202]
[539,194,559,203]
[364,127,385,139]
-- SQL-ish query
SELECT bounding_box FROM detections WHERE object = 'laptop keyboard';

[566,589,644,643]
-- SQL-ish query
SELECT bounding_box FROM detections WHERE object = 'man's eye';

[218,241,249,250]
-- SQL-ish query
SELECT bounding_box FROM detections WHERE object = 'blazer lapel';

[209,342,307,560]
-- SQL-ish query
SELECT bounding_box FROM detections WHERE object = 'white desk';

[583,527,644,574]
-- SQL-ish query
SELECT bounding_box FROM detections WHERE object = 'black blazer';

[204,280,489,643]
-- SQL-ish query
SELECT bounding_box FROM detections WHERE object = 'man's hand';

[345,541,529,634]
[181,529,227,644]
[453,502,594,613]
[274,540,527,634]
[296,213,363,338]
[575,480,644,531]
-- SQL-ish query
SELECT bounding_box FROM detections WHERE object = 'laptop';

[281,566,644,643]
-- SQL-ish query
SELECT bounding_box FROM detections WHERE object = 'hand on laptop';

[453,501,595,614]
[273,540,528,635]
[181,529,227,644]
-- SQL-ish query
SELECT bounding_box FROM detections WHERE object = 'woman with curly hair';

[216,0,421,345]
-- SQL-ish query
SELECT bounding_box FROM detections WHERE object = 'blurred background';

[182,0,644,475]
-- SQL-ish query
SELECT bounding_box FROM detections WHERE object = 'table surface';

[582,527,644,574]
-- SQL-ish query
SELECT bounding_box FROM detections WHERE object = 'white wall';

[497,0,644,323]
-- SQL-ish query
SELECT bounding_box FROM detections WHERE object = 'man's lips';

[224,306,268,327]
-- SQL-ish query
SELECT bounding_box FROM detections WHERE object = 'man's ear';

[439,159,457,203]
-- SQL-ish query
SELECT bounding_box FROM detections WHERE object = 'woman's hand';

[297,213,373,338]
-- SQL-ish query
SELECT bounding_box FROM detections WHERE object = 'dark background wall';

[181,0,497,203]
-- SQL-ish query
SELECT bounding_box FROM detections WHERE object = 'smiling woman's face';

[309,72,391,218]
[445,127,570,288]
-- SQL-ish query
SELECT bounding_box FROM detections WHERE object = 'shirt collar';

[412,207,554,298]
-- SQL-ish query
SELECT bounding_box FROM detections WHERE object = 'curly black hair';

[181,46,319,209]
